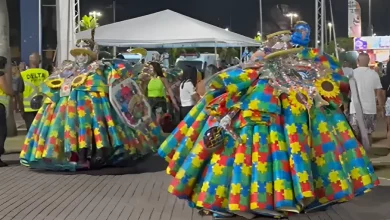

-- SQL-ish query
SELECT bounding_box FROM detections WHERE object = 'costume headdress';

[291,21,311,47]
[70,27,98,60]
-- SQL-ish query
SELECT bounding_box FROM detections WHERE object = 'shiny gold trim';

[264,47,304,60]
[266,30,292,39]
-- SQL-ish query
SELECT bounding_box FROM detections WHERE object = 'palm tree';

[169,48,187,65]
[79,15,99,31]
[219,48,238,64]
[0,0,17,136]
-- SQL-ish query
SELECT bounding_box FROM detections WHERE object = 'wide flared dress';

[158,48,379,218]
[20,62,164,171]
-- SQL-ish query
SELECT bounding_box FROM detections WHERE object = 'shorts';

[349,113,377,135]
[385,98,390,116]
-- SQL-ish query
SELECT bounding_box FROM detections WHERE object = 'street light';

[225,28,229,31]
[89,11,102,20]
[328,22,333,42]
[368,0,373,35]
[286,13,298,28]
[259,0,263,37]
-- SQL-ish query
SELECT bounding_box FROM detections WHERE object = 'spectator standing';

[342,61,354,115]
[0,56,15,167]
[11,62,24,114]
[19,62,27,71]
[196,64,218,97]
[381,59,390,138]
[179,66,200,120]
[146,62,179,122]
[20,53,49,131]
[349,53,385,145]
[342,61,354,78]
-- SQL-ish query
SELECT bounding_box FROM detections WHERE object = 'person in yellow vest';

[0,56,15,167]
[20,53,49,131]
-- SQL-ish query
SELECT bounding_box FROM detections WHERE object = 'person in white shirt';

[342,61,354,115]
[161,52,170,68]
[179,66,200,120]
[349,53,385,144]
[342,61,354,78]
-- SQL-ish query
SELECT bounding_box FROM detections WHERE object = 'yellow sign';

[21,68,49,112]
[21,69,49,84]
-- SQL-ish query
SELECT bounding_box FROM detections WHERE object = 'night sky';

[6,0,390,48]
[78,0,390,37]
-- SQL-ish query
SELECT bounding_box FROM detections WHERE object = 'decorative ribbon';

[349,77,370,150]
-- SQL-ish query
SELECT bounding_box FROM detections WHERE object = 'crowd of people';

[0,53,49,167]
[342,54,390,145]
[0,21,385,218]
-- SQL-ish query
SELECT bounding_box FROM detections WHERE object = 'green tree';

[325,37,354,55]
[219,48,238,63]
[79,15,99,32]
[219,48,228,60]
[168,48,187,65]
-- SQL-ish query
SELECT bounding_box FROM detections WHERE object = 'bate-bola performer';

[157,22,377,219]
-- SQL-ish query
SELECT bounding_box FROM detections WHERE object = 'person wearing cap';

[20,53,49,131]
[0,56,15,167]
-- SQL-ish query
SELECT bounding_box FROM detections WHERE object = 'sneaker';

[0,159,8,167]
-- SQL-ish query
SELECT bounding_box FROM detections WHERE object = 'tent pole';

[113,0,117,56]
[329,0,339,59]
[240,46,242,63]
[214,41,218,68]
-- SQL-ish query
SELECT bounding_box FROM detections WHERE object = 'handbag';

[349,74,370,150]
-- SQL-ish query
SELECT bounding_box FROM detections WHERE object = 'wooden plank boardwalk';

[0,154,389,220]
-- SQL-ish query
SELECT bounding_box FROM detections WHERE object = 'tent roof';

[76,10,260,48]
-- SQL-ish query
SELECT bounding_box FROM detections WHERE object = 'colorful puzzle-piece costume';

[158,24,378,218]
[20,53,164,171]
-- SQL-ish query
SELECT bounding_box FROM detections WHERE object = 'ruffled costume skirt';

[20,88,164,171]
[158,81,379,218]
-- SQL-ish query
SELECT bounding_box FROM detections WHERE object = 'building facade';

[20,0,57,67]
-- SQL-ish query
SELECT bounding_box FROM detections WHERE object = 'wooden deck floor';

[0,154,389,220]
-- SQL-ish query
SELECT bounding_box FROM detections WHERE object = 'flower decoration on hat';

[46,78,64,89]
[315,77,340,99]
[72,74,88,87]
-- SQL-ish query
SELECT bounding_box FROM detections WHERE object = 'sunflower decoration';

[315,78,340,99]
[72,74,88,87]
[45,78,64,89]
[288,88,313,115]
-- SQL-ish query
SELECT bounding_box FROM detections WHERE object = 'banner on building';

[354,36,390,50]
[348,0,361,38]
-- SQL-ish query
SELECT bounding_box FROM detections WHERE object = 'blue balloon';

[291,22,311,46]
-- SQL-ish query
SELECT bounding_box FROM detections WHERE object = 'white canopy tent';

[76,10,260,48]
